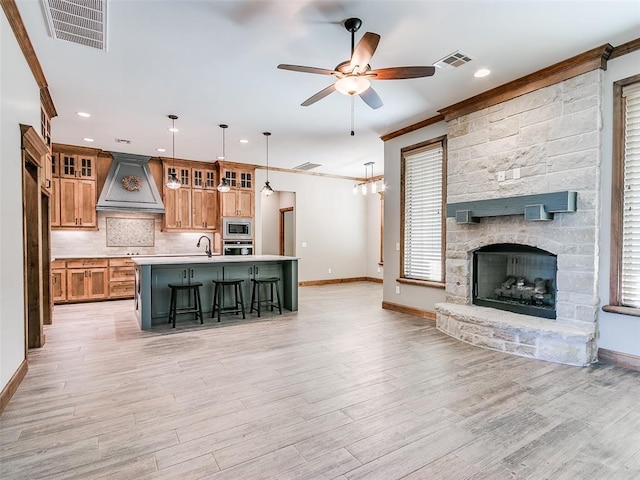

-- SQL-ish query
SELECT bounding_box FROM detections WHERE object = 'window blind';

[403,143,444,282]
[621,82,640,307]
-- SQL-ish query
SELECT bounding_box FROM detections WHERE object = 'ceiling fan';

[277,17,436,110]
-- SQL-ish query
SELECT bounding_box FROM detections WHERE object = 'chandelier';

[353,161,385,195]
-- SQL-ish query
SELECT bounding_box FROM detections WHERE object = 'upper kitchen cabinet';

[51,144,99,230]
[40,106,53,194]
[217,162,255,218]
[162,159,218,232]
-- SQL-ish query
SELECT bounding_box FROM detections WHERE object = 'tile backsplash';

[52,212,216,257]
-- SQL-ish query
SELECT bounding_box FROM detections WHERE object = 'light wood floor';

[1,282,640,479]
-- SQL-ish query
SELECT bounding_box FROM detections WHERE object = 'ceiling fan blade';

[350,32,380,73]
[368,66,436,80]
[278,64,339,76]
[359,86,383,110]
[301,84,336,106]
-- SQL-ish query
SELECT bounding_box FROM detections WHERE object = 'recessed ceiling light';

[157,148,166,153]
[168,127,179,133]
[83,137,94,142]
[76,111,91,118]
[239,139,249,144]
[474,68,491,78]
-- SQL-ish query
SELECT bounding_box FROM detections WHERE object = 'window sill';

[397,277,445,289]
[602,305,640,317]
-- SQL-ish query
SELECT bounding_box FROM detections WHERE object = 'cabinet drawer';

[110,266,135,282]
[67,258,108,268]
[109,282,134,298]
[109,258,136,268]
[51,259,66,269]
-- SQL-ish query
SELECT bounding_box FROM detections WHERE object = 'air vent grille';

[293,162,322,171]
[42,0,107,51]
[434,51,473,70]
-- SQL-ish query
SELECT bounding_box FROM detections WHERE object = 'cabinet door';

[51,269,66,302]
[87,268,108,299]
[50,177,60,227]
[164,187,192,229]
[76,154,96,179]
[42,153,53,193]
[59,153,77,178]
[237,190,254,217]
[221,191,239,217]
[77,180,96,227]
[192,189,217,230]
[190,265,223,315]
[150,267,188,319]
[223,264,254,306]
[66,269,88,300]
[59,179,79,226]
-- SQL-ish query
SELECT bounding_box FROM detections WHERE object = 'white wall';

[254,169,369,282]
[366,191,383,280]
[260,191,282,255]
[1,11,42,390]
[598,50,640,357]
[383,122,448,309]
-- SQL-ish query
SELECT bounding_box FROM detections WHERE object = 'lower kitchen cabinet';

[150,265,223,319]
[52,257,135,304]
[51,260,66,302]
[109,258,136,299]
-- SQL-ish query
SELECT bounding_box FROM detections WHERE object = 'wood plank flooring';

[1,282,640,479]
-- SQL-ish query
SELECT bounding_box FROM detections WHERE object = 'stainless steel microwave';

[223,218,253,239]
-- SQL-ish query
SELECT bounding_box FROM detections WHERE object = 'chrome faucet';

[196,235,212,257]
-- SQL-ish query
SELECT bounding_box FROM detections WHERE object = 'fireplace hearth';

[473,244,557,319]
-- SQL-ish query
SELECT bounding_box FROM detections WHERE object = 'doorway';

[280,207,294,256]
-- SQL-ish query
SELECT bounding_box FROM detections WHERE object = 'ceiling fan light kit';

[165,114,181,190]
[277,17,435,112]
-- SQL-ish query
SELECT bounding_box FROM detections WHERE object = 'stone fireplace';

[434,70,602,366]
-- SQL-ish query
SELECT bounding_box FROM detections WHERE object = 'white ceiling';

[17,0,640,178]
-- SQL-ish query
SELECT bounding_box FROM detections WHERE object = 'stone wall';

[436,70,603,365]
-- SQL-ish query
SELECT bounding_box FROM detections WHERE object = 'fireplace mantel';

[446,191,577,224]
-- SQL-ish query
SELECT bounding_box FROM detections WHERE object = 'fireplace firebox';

[473,244,557,319]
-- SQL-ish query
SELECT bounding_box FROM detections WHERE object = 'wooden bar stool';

[211,279,246,322]
[167,283,203,328]
[250,277,282,317]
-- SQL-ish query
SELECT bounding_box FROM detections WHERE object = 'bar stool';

[211,279,246,322]
[250,277,282,317]
[167,283,203,328]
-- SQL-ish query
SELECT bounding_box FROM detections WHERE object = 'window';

[401,137,446,284]
[609,76,640,314]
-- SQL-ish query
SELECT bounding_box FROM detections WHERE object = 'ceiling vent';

[41,0,107,51]
[293,162,322,171]
[433,51,473,70]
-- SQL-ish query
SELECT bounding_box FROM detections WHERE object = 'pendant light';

[261,132,274,196]
[216,124,231,192]
[165,114,181,190]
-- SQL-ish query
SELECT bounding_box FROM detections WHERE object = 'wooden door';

[237,190,254,217]
[59,178,78,226]
[221,191,238,217]
[77,180,96,227]
[87,268,108,299]
[66,269,88,300]
[76,154,96,179]
[51,269,66,302]
[177,188,192,229]
[192,189,217,229]
[59,153,77,178]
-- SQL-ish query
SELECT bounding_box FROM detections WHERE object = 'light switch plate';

[497,171,506,181]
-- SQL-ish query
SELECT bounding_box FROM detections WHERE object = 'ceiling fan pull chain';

[350,96,355,136]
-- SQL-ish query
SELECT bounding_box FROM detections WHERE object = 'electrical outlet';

[302,242,307,248]
[513,167,521,179]
[395,285,400,294]
[396,242,400,251]
[377,267,381,273]
[497,171,506,182]
[328,268,332,274]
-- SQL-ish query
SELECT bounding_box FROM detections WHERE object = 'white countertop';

[52,253,219,260]
[132,255,298,265]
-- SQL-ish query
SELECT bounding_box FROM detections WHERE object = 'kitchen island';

[133,255,298,330]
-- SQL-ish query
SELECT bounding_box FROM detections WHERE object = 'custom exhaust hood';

[96,152,165,213]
